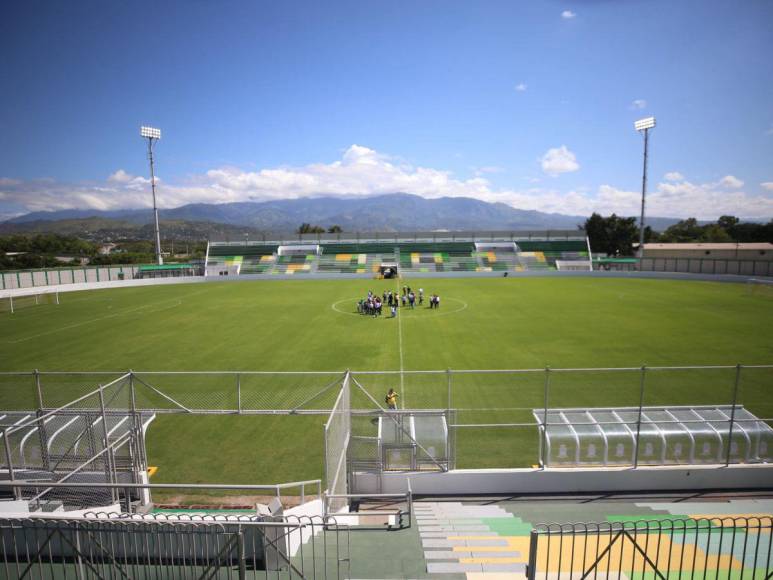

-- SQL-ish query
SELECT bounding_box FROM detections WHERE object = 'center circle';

[331,296,467,318]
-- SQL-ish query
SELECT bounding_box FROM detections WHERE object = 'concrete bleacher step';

[417,501,531,577]
[424,550,522,560]
[427,562,526,574]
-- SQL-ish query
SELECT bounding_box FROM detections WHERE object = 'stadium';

[1,230,772,578]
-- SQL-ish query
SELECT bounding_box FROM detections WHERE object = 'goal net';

[0,291,59,314]
[555,260,593,271]
[747,278,773,298]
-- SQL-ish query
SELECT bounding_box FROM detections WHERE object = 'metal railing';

[0,512,349,579]
[0,480,323,513]
[527,516,773,579]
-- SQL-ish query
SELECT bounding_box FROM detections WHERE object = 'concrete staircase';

[416,502,529,577]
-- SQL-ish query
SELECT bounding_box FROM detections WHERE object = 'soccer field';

[1,277,772,487]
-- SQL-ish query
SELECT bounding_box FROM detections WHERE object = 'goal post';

[0,290,59,314]
[555,260,593,271]
[747,278,773,297]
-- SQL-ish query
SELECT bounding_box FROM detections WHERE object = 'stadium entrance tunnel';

[379,263,397,278]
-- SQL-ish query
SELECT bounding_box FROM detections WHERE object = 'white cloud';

[664,172,684,181]
[107,169,152,191]
[630,99,647,110]
[540,145,580,176]
[561,10,576,19]
[718,175,744,189]
[0,177,21,186]
[515,83,527,92]
[107,169,133,183]
[1,146,771,221]
[473,166,505,177]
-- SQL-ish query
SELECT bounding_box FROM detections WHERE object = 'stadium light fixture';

[140,126,162,139]
[634,116,656,261]
[634,117,656,132]
[140,126,163,265]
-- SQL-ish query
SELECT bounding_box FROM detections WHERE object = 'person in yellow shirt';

[385,388,399,410]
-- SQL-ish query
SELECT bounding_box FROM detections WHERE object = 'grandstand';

[205,231,593,277]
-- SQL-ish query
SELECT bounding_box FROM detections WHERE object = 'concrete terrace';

[335,490,773,578]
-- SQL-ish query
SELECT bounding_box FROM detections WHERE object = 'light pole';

[634,116,655,263]
[140,126,163,265]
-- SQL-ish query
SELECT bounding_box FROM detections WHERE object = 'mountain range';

[1,193,695,237]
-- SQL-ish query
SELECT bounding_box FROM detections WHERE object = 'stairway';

[416,502,529,577]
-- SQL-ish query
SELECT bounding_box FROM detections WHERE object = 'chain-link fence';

[2,365,771,472]
[0,374,151,511]
[349,365,773,469]
[324,373,350,513]
[0,371,349,414]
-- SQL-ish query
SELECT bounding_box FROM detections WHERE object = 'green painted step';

[482,517,533,536]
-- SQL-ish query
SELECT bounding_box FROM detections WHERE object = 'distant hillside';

[0,217,270,242]
[2,193,703,238]
[5,193,586,232]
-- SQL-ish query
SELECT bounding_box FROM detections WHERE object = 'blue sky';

[1,0,772,220]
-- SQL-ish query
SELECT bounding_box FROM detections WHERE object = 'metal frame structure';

[534,404,772,468]
[324,373,350,514]
[0,375,152,511]
[1,365,771,461]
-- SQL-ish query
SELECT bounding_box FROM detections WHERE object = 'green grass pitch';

[1,277,771,488]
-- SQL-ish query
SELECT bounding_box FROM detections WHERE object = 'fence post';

[726,364,742,466]
[34,369,51,472]
[3,428,21,500]
[73,520,86,580]
[526,529,538,579]
[128,370,142,484]
[237,373,242,414]
[446,369,452,413]
[98,385,118,503]
[633,365,646,468]
[237,531,247,580]
[541,367,550,468]
[33,369,44,409]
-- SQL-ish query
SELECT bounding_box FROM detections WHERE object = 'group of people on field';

[356,286,441,318]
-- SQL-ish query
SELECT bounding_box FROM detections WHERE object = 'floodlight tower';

[634,116,656,262]
[140,126,163,265]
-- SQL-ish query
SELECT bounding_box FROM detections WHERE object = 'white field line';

[5,290,205,344]
[396,280,405,407]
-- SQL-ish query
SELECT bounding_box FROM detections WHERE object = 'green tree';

[717,215,740,231]
[583,213,640,256]
[297,223,325,234]
[660,218,703,242]
[327,225,343,233]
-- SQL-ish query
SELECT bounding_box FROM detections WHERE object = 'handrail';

[1,363,771,376]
